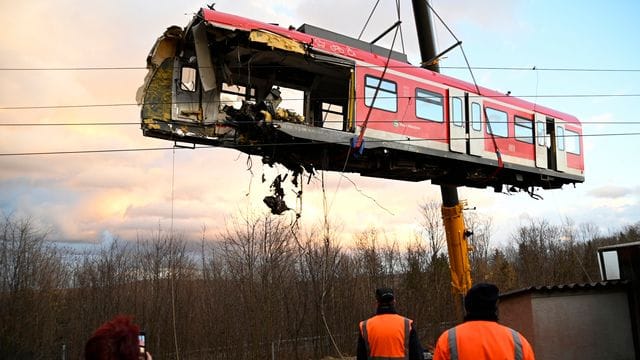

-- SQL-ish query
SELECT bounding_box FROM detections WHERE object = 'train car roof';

[200,8,581,126]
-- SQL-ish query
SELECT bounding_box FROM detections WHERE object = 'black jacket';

[357,304,424,360]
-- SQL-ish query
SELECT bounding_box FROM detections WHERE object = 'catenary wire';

[2,65,640,72]
[3,92,640,111]
[1,132,639,157]
[3,120,640,126]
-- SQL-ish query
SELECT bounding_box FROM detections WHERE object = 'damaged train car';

[137,8,584,192]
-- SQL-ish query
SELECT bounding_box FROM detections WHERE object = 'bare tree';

[417,200,446,263]
[465,212,493,282]
[0,213,68,358]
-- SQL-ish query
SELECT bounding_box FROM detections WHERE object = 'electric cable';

[2,119,640,126]
[3,91,640,111]
[1,131,639,157]
[2,65,640,72]
[169,147,181,360]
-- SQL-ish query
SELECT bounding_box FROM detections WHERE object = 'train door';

[546,118,558,171]
[555,122,568,172]
[469,99,484,156]
[535,113,548,168]
[449,88,466,153]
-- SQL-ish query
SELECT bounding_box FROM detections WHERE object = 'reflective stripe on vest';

[447,327,524,360]
[360,316,411,360]
[447,327,458,360]
[510,329,523,360]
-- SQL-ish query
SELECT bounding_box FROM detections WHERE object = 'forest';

[1,204,638,359]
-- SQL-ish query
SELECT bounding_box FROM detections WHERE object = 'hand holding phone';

[138,331,146,354]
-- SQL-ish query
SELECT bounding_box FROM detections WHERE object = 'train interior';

[185,20,355,134]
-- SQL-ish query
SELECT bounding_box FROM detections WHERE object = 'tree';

[465,212,493,282]
[0,213,68,358]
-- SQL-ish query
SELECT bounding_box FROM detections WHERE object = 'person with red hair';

[85,315,151,360]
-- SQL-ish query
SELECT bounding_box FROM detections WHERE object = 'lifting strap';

[483,106,504,179]
[353,24,401,152]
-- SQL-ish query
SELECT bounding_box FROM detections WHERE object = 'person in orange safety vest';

[357,287,424,360]
[433,283,535,360]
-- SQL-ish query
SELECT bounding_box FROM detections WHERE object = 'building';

[498,241,640,360]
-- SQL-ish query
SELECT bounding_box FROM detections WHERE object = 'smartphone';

[138,331,146,354]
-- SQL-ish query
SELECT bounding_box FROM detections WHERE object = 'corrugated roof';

[598,241,640,251]
[499,280,630,299]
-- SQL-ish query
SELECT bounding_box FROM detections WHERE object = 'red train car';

[138,8,584,192]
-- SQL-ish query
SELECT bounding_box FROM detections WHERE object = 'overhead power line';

[1,65,640,72]
[0,122,139,126]
[2,131,640,157]
[3,92,640,111]
[1,120,640,127]
[0,67,144,71]
[0,146,180,157]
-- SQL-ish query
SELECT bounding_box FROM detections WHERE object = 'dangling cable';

[245,155,254,196]
[320,170,345,359]
[329,15,402,219]
[170,147,180,359]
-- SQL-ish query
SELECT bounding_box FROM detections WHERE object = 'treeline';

[1,209,637,359]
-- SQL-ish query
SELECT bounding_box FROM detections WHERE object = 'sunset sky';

[1,0,639,248]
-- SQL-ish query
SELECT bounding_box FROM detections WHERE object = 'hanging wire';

[319,170,345,359]
[169,147,181,359]
[2,130,640,157]
[423,0,481,94]
[2,65,640,72]
[358,0,381,40]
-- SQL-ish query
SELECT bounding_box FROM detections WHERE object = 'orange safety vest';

[359,314,412,360]
[433,320,535,360]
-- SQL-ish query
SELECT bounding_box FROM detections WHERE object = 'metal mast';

[411,0,472,302]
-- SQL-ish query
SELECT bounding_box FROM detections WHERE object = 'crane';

[411,0,472,311]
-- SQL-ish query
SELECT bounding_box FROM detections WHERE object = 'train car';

[137,8,584,192]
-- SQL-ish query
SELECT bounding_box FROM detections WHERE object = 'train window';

[322,103,344,130]
[415,88,443,122]
[565,128,581,154]
[556,126,565,151]
[180,67,197,92]
[452,97,463,127]
[485,107,508,137]
[536,122,546,146]
[365,75,397,112]
[514,116,533,143]
[471,102,481,131]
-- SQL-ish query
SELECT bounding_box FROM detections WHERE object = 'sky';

[1,0,639,249]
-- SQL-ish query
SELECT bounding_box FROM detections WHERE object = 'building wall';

[499,293,534,344]
[531,291,634,360]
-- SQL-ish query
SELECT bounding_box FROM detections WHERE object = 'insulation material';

[140,59,174,122]
[136,26,182,104]
[249,30,305,54]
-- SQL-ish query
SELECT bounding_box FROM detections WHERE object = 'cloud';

[2,0,638,251]
[589,185,636,199]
